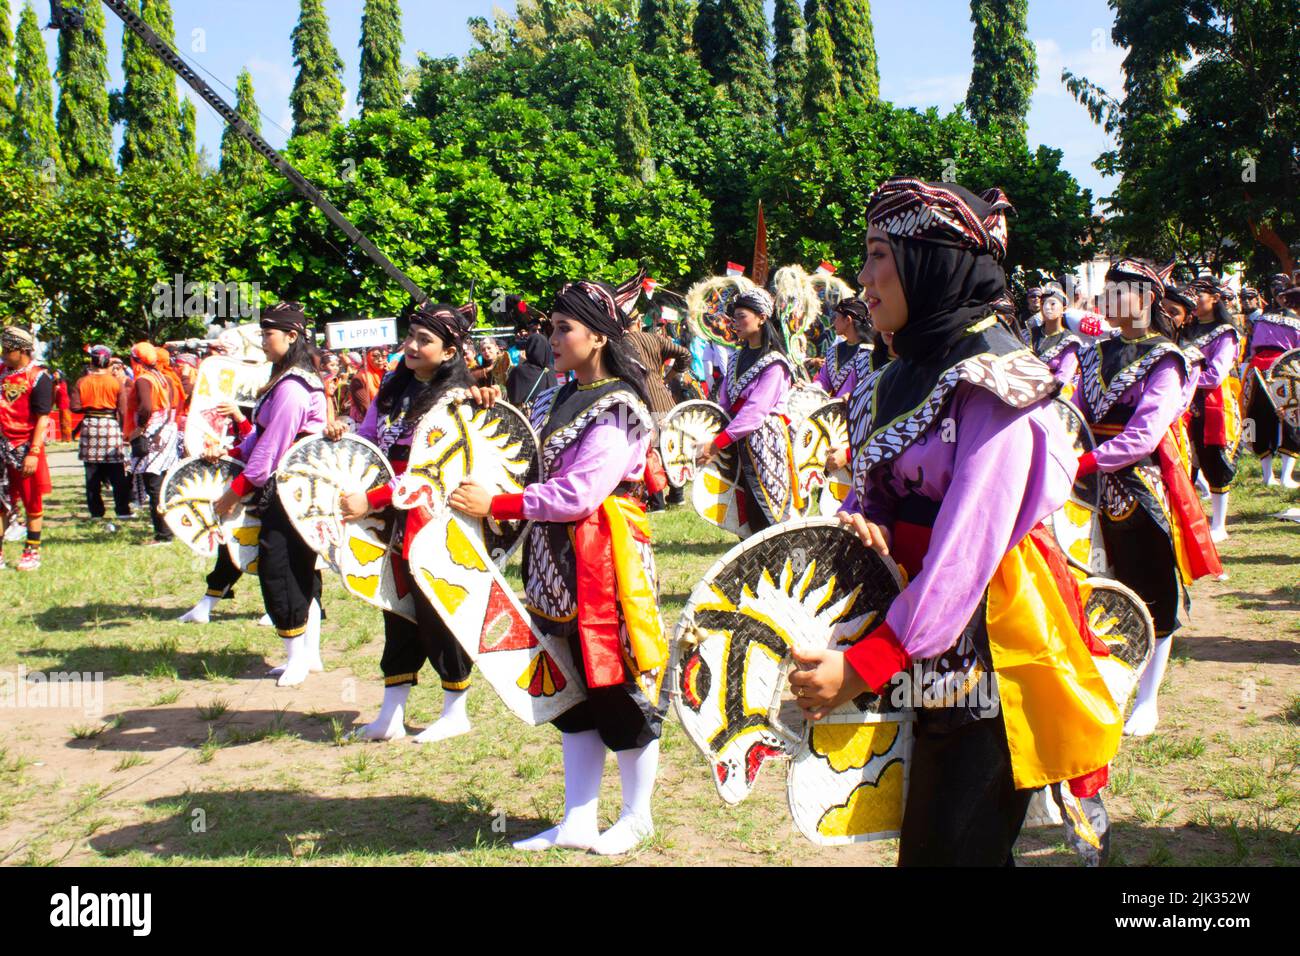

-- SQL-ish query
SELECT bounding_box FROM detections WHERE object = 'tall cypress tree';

[825,0,879,101]
[220,69,263,182]
[178,96,197,168]
[56,0,112,177]
[290,0,344,138]
[0,0,17,140]
[772,0,808,132]
[615,62,652,175]
[802,21,840,120]
[120,0,183,166]
[965,0,1037,139]
[359,0,404,116]
[11,1,61,172]
[640,0,688,53]
[699,0,774,120]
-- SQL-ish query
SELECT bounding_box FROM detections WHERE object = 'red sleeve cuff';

[1076,451,1098,479]
[366,485,394,510]
[490,493,526,521]
[236,418,253,438]
[844,622,911,694]
[229,473,254,498]
[713,430,734,450]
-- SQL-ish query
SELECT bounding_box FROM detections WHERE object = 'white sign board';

[325,318,398,350]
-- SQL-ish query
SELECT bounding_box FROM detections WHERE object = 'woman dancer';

[336,302,482,743]
[1073,260,1223,736]
[695,289,800,533]
[1029,282,1083,396]
[1243,281,1300,488]
[813,298,871,400]
[212,303,328,687]
[450,274,667,856]
[1179,279,1242,540]
[789,178,1121,866]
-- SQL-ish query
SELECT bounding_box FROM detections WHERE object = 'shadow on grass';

[64,707,360,752]
[1172,632,1299,666]
[19,645,270,681]
[1218,588,1300,615]
[89,789,535,860]
[30,602,269,631]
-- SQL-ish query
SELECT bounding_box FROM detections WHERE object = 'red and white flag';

[725,262,745,277]
[642,277,658,299]
[816,260,836,275]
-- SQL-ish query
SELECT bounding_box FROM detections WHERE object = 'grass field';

[0,451,1296,867]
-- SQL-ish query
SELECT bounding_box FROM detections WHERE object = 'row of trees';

[1,0,1090,369]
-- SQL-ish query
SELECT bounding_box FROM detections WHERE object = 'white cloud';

[882,73,971,111]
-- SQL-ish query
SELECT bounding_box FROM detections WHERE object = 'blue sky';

[22,0,1125,204]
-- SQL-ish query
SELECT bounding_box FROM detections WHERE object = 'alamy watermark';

[151,274,261,321]
[0,667,104,718]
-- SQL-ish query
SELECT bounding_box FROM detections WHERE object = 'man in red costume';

[1,326,53,571]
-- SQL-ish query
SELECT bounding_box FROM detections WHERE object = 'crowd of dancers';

[2,174,1297,865]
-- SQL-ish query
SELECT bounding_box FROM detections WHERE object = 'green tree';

[178,96,197,169]
[359,0,404,116]
[754,98,1093,278]
[615,62,652,175]
[11,2,62,174]
[290,0,344,138]
[825,0,879,101]
[966,0,1037,140]
[56,0,113,177]
[0,0,19,141]
[119,0,183,167]
[220,69,264,183]
[802,23,840,120]
[772,0,807,131]
[639,0,689,53]
[695,0,773,120]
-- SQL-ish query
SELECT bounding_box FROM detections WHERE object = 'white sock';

[412,688,472,743]
[257,613,273,627]
[592,739,659,856]
[275,636,311,687]
[1209,492,1229,542]
[1194,473,1211,498]
[304,599,323,672]
[178,594,219,624]
[1124,635,1173,737]
[1261,454,1275,486]
[267,637,293,677]
[1282,456,1300,489]
[512,730,604,851]
[354,684,409,740]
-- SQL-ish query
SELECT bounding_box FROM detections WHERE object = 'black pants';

[739,475,773,535]
[256,493,322,637]
[1101,505,1184,637]
[380,564,473,690]
[1246,380,1300,457]
[550,630,662,752]
[898,713,1032,866]
[83,462,131,519]
[141,472,172,540]
[1191,432,1236,492]
[206,547,242,600]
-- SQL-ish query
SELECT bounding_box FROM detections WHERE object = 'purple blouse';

[841,384,1074,661]
[354,393,409,497]
[1251,317,1300,355]
[1070,354,1186,472]
[1195,330,1238,391]
[522,420,651,524]
[1047,348,1080,391]
[718,362,791,444]
[235,376,327,488]
[813,343,861,399]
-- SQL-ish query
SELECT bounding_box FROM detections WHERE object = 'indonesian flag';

[726,262,745,277]
[642,277,658,299]
[660,306,679,323]
[816,261,836,275]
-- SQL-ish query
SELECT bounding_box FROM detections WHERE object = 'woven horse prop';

[392,389,584,725]
[160,456,262,571]
[673,518,912,845]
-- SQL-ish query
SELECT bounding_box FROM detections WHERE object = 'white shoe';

[1210,527,1228,544]
[4,522,26,542]
[177,594,218,624]
[257,613,273,627]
